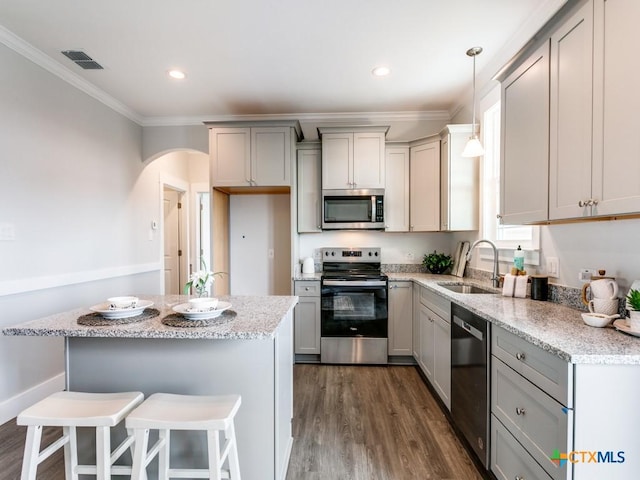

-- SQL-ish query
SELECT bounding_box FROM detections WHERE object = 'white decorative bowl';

[581,312,618,328]
[188,297,219,312]
[107,296,139,309]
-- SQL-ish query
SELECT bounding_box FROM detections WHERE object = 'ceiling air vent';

[61,50,104,70]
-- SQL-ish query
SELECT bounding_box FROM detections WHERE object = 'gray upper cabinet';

[440,125,479,231]
[384,145,410,232]
[409,139,440,232]
[296,146,322,233]
[319,126,388,190]
[549,0,594,220]
[207,121,301,188]
[500,40,550,225]
[501,0,640,224]
[591,0,640,216]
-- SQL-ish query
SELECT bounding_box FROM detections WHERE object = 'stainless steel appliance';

[320,247,388,364]
[450,303,490,469]
[322,189,385,230]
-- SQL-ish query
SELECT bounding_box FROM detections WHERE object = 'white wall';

[297,231,454,271]
[0,43,208,423]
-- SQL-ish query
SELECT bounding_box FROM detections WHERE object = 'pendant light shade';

[462,46,484,158]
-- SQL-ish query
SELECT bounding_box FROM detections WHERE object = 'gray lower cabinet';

[293,280,320,355]
[491,326,572,480]
[415,286,451,410]
[388,281,413,356]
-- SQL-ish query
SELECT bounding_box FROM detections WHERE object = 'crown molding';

[140,110,451,128]
[0,25,144,125]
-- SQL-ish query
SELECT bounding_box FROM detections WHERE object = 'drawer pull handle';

[515,476,525,480]
[516,407,526,416]
[516,352,526,361]
[305,287,310,291]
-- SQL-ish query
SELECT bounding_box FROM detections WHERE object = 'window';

[480,98,539,264]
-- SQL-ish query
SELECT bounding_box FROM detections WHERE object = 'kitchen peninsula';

[2,294,297,480]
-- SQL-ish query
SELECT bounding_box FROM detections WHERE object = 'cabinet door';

[433,314,451,410]
[500,41,550,224]
[418,304,434,380]
[384,146,410,232]
[592,0,640,216]
[388,282,413,355]
[210,127,251,186]
[412,284,420,359]
[549,2,594,220]
[410,141,440,231]
[251,127,291,186]
[294,297,320,354]
[353,132,385,189]
[297,148,322,233]
[322,133,353,189]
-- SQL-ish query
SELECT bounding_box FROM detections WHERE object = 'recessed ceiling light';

[168,70,186,80]
[371,66,391,77]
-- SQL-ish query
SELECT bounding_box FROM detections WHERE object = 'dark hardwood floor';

[286,364,485,480]
[0,365,485,480]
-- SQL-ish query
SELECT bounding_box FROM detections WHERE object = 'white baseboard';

[0,373,65,425]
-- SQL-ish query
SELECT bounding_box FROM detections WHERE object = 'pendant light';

[461,46,485,157]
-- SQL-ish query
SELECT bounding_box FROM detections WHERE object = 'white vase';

[628,310,640,330]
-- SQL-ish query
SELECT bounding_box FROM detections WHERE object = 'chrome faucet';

[466,239,500,288]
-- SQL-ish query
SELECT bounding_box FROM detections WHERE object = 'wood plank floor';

[286,364,486,480]
[0,365,486,480]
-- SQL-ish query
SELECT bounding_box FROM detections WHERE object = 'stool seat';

[126,393,242,480]
[126,393,241,430]
[17,391,144,480]
[18,391,144,427]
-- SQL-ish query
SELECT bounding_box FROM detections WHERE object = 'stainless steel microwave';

[322,189,385,230]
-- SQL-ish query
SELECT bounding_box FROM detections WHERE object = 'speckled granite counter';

[2,294,297,480]
[385,273,640,365]
[1,294,298,340]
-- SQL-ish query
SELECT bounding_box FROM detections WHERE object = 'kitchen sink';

[438,283,496,294]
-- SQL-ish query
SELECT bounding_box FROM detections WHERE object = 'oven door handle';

[322,280,387,287]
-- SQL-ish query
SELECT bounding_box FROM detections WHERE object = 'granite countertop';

[1,295,298,340]
[385,273,640,365]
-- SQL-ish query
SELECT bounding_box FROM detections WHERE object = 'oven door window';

[324,196,372,223]
[321,285,387,337]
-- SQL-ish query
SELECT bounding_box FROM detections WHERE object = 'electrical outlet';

[546,257,559,278]
[578,268,597,282]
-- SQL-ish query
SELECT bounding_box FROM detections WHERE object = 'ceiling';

[0,0,567,126]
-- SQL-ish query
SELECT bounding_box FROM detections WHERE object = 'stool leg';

[64,426,79,480]
[206,429,222,480]
[131,429,149,480]
[158,429,170,480]
[95,426,110,480]
[225,423,241,480]
[20,425,42,480]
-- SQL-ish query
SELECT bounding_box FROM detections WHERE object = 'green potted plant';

[626,289,640,329]
[423,250,454,275]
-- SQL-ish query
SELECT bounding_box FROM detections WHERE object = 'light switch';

[546,257,559,278]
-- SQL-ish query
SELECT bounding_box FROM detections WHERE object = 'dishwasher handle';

[453,315,484,341]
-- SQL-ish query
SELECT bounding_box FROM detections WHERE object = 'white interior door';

[163,188,182,294]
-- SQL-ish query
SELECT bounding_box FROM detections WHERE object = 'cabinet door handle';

[516,407,526,416]
[592,198,599,206]
[578,199,593,207]
[515,476,525,480]
[304,287,310,291]
[515,352,526,361]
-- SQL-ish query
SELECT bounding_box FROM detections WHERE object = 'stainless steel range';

[320,247,388,364]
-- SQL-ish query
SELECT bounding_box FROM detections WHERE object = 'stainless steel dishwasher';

[450,303,490,469]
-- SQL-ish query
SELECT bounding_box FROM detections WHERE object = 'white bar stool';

[126,393,242,480]
[17,390,144,480]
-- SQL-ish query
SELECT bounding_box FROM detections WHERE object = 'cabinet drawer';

[491,414,553,480]
[419,286,451,321]
[492,326,571,406]
[492,358,572,480]
[294,281,320,297]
